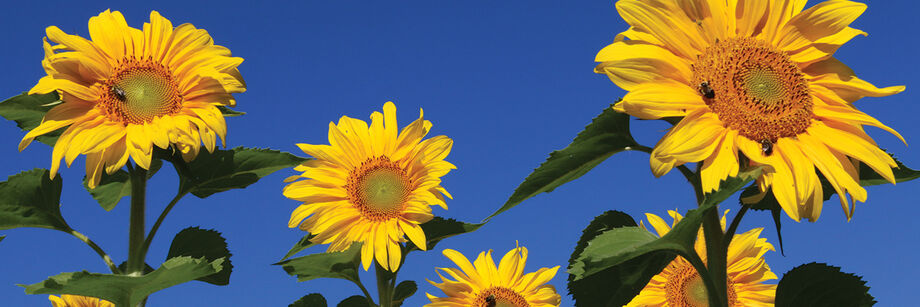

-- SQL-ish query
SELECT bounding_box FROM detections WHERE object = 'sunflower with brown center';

[425,246,562,307]
[629,211,776,307]
[21,10,245,188]
[49,294,114,307]
[596,0,904,221]
[283,102,454,271]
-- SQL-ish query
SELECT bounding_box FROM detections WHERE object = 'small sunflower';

[22,10,245,188]
[283,102,454,272]
[425,245,562,307]
[49,294,114,307]
[628,211,776,306]
[596,0,904,221]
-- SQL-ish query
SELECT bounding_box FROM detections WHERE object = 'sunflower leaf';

[567,211,675,306]
[21,256,223,307]
[0,235,5,243]
[275,242,362,283]
[486,103,638,221]
[177,147,307,198]
[0,169,70,232]
[166,227,233,286]
[83,159,162,211]
[217,105,245,117]
[338,296,372,307]
[290,293,328,307]
[569,167,761,282]
[740,185,785,255]
[0,92,65,146]
[406,217,484,253]
[290,293,327,307]
[392,280,418,307]
[858,153,919,185]
[281,233,317,261]
[775,262,875,307]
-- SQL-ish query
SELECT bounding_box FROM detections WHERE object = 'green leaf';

[393,280,417,307]
[179,147,307,198]
[0,169,70,232]
[858,153,919,186]
[776,262,875,307]
[166,227,233,285]
[290,293,328,307]
[406,217,484,252]
[218,105,245,117]
[567,211,672,306]
[22,256,223,307]
[83,159,162,211]
[0,92,64,146]
[0,235,5,243]
[281,233,317,261]
[485,104,638,221]
[740,185,785,255]
[569,167,761,281]
[337,296,371,307]
[276,242,362,283]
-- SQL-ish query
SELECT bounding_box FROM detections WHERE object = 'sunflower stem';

[70,230,120,274]
[723,204,750,249]
[375,263,395,307]
[127,163,148,306]
[702,207,729,307]
[139,189,188,261]
[352,273,377,307]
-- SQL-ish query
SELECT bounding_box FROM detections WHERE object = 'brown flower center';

[477,287,530,307]
[345,156,413,221]
[664,258,739,306]
[691,37,812,145]
[100,57,182,125]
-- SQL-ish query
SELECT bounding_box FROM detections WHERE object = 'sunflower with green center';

[596,0,904,221]
[21,10,245,188]
[425,245,562,307]
[629,211,776,306]
[283,102,454,272]
[49,294,114,307]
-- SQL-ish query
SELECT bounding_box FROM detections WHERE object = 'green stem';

[723,204,750,249]
[375,263,395,307]
[138,190,188,260]
[70,230,120,274]
[352,274,377,307]
[702,206,729,307]
[127,163,148,306]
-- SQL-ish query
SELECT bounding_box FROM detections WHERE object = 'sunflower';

[49,294,114,307]
[21,10,245,188]
[425,245,562,307]
[283,102,454,272]
[628,211,776,306]
[595,0,904,221]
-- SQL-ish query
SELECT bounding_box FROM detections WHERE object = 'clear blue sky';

[0,1,917,306]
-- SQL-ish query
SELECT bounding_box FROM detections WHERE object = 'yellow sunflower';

[21,10,245,188]
[629,211,776,306]
[49,294,114,307]
[425,246,562,307]
[283,102,454,272]
[595,0,904,221]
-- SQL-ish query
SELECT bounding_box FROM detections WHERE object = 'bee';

[110,86,127,102]
[760,139,773,156]
[698,81,715,99]
[484,294,496,307]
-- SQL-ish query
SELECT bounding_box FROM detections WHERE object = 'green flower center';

[101,57,182,124]
[346,156,413,221]
[682,274,709,307]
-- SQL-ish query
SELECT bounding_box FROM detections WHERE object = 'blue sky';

[0,1,917,306]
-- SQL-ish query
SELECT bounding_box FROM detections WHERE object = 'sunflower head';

[425,245,562,307]
[49,294,114,307]
[629,211,777,307]
[21,10,245,188]
[596,0,905,221]
[283,102,454,272]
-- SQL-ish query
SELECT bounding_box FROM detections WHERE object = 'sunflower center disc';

[101,57,182,125]
[347,156,412,221]
[478,287,530,307]
[691,37,813,142]
[665,259,740,307]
